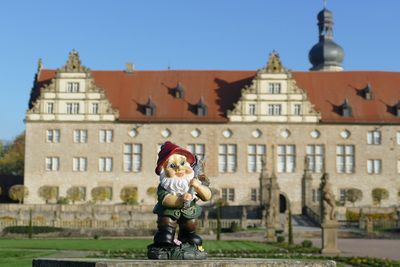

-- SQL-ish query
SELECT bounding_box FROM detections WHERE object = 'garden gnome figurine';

[148,141,212,260]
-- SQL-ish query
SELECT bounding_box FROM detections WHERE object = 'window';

[339,189,347,205]
[367,131,381,145]
[294,104,301,115]
[312,189,321,203]
[247,144,266,172]
[267,104,282,115]
[397,160,400,173]
[123,144,142,172]
[250,188,259,202]
[73,130,88,143]
[45,157,59,171]
[47,103,54,114]
[268,83,281,94]
[73,157,87,172]
[187,144,205,160]
[277,145,296,173]
[66,103,80,114]
[367,159,382,174]
[336,145,355,174]
[218,144,237,173]
[248,104,256,115]
[306,145,324,173]
[46,129,60,143]
[99,129,113,143]
[67,82,80,92]
[222,188,235,201]
[397,132,400,145]
[99,157,113,172]
[91,103,99,114]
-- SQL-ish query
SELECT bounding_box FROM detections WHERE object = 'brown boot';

[178,218,202,246]
[153,216,177,247]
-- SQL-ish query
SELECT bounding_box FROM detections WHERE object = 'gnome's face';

[163,154,193,178]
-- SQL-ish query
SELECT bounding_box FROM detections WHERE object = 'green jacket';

[152,185,202,220]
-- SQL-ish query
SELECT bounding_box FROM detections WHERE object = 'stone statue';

[320,173,336,222]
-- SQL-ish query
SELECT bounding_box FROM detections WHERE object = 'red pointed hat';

[155,141,196,175]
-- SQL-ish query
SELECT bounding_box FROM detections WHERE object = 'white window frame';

[47,102,54,114]
[123,144,142,172]
[67,82,80,93]
[99,129,113,143]
[222,188,235,202]
[91,103,99,114]
[268,83,281,94]
[306,145,324,173]
[367,131,381,145]
[218,144,237,173]
[277,145,296,173]
[187,144,205,160]
[73,130,88,143]
[336,145,355,174]
[367,159,382,174]
[45,157,59,171]
[294,104,301,115]
[99,157,113,172]
[73,157,87,172]
[66,103,80,114]
[46,129,60,143]
[248,104,256,115]
[267,104,282,115]
[250,188,259,202]
[247,144,266,173]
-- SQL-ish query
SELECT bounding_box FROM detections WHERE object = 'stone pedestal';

[265,226,277,242]
[321,222,340,256]
[33,258,337,267]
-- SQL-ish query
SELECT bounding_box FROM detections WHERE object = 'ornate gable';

[228,51,321,123]
[26,50,118,122]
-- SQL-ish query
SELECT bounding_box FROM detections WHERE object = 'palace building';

[24,8,400,213]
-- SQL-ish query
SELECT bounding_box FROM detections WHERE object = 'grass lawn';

[0,238,274,252]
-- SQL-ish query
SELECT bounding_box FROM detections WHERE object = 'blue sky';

[0,0,399,141]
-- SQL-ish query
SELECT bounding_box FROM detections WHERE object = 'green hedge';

[3,226,64,234]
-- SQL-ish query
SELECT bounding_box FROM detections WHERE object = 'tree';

[346,188,363,206]
[9,184,28,204]
[0,133,25,176]
[372,188,389,206]
[120,186,138,204]
[38,186,59,203]
[146,186,157,199]
[91,186,112,203]
[67,186,86,203]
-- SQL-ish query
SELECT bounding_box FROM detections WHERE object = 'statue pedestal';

[265,226,276,242]
[321,222,340,256]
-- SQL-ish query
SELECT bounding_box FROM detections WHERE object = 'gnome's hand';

[182,193,193,202]
[189,179,201,190]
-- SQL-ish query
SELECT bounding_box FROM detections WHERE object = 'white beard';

[159,170,194,196]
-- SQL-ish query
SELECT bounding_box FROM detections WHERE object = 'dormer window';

[196,97,208,116]
[396,101,400,117]
[268,83,281,94]
[363,83,373,100]
[294,104,301,115]
[174,82,185,99]
[342,99,352,117]
[145,97,156,116]
[67,82,80,93]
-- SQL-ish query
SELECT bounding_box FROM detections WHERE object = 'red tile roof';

[36,70,400,124]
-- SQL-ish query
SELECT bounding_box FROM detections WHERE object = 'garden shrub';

[276,235,285,243]
[3,226,63,234]
[301,239,313,248]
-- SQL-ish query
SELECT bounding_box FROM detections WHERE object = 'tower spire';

[308,6,345,71]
